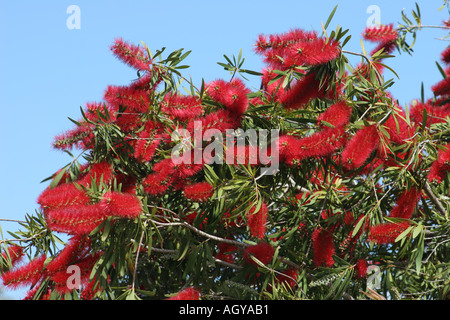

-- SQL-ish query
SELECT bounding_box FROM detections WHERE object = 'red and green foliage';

[1,5,450,300]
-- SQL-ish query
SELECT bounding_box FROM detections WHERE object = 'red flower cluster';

[363,24,398,56]
[166,287,201,300]
[368,221,410,244]
[255,29,340,70]
[183,182,214,202]
[243,242,275,266]
[246,202,268,239]
[311,227,335,268]
[206,78,251,115]
[410,45,450,128]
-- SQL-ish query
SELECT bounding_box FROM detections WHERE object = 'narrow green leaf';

[324,5,338,30]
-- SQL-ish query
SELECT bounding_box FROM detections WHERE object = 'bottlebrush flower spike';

[183,182,214,202]
[388,187,420,219]
[133,130,162,163]
[277,71,340,110]
[167,287,201,300]
[243,242,275,266]
[317,101,352,129]
[37,183,91,211]
[1,245,24,269]
[355,259,368,279]
[1,255,46,288]
[104,85,150,113]
[427,144,450,183]
[45,235,90,274]
[53,124,94,151]
[206,78,251,115]
[341,124,380,170]
[246,202,268,239]
[363,24,398,44]
[143,158,176,196]
[432,77,450,97]
[78,161,114,187]
[110,38,152,71]
[46,203,107,235]
[161,93,204,121]
[410,100,450,127]
[368,221,410,244]
[311,227,335,268]
[441,46,450,65]
[101,191,142,219]
[285,37,340,66]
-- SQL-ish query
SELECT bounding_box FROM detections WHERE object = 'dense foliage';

[1,5,449,300]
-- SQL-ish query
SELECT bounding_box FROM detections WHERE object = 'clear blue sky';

[0,0,448,299]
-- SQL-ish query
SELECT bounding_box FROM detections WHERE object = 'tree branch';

[423,182,448,219]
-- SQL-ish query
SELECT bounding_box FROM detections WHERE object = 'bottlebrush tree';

[1,5,450,300]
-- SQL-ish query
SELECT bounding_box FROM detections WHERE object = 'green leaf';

[324,5,338,31]
[436,61,447,79]
[395,225,413,242]
[49,163,71,189]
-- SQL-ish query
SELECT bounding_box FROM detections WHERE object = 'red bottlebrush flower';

[101,191,142,219]
[84,102,117,123]
[1,255,46,288]
[363,24,398,44]
[1,245,24,269]
[46,203,107,235]
[183,182,214,202]
[363,24,398,56]
[187,109,241,135]
[317,101,352,129]
[143,158,176,196]
[206,78,251,115]
[254,29,317,69]
[410,100,450,127]
[427,144,450,183]
[428,160,446,183]
[134,129,161,163]
[167,287,201,300]
[37,183,90,211]
[78,161,114,187]
[104,85,150,113]
[382,105,414,146]
[355,259,368,279]
[311,227,335,268]
[368,221,410,244]
[246,202,268,239]
[243,242,275,266]
[441,46,450,64]
[388,187,420,219]
[53,124,94,151]
[297,126,348,160]
[162,94,204,121]
[110,38,152,71]
[278,134,301,165]
[277,72,322,110]
[432,77,450,97]
[114,112,142,133]
[341,124,380,170]
[45,235,90,274]
[285,37,340,66]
